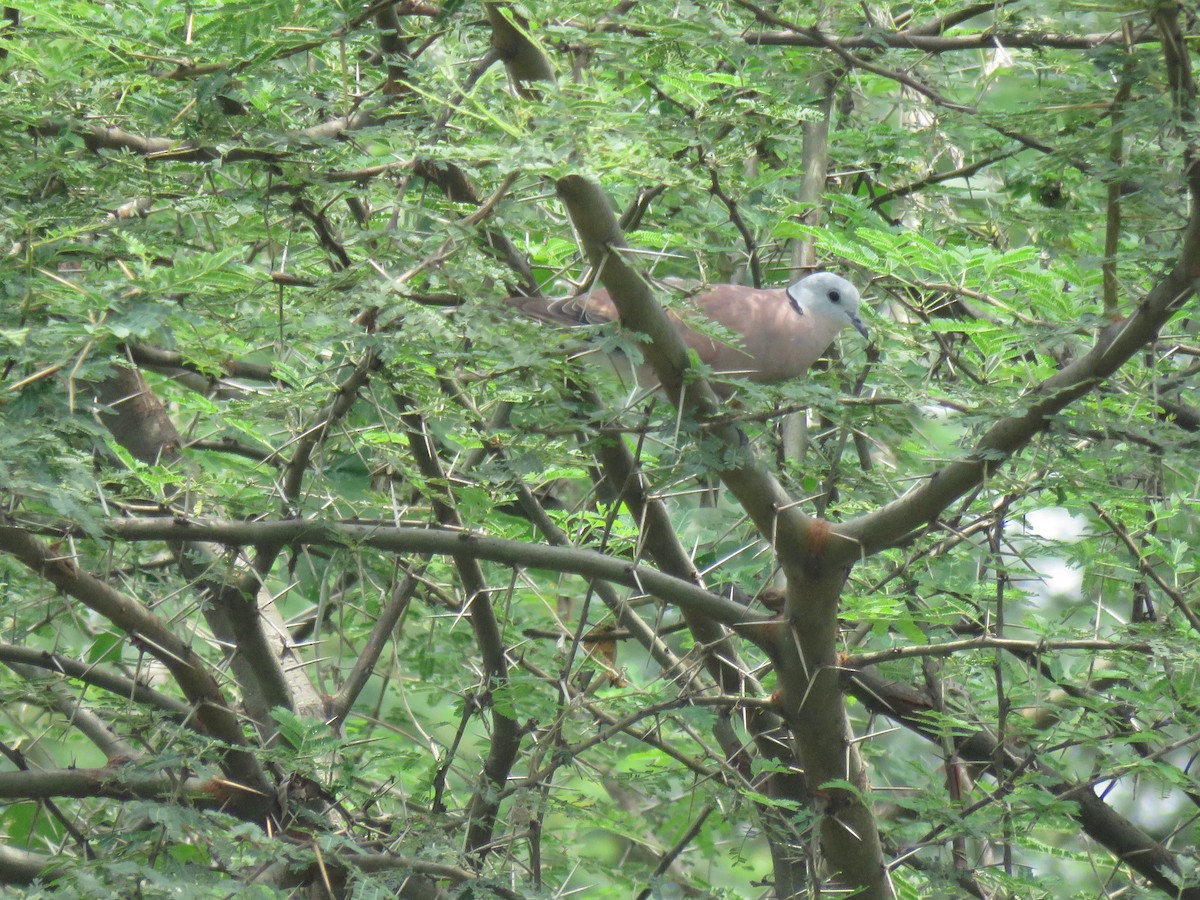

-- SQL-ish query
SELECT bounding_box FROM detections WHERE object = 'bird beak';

[849,313,869,340]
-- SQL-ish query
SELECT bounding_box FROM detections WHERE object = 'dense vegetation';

[1,1,1198,897]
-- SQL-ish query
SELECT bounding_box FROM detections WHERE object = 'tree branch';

[104,517,764,631]
[846,636,1152,668]
[554,173,891,898]
[744,26,1164,53]
[0,843,57,886]
[837,266,1198,559]
[0,526,270,804]
[396,398,521,863]
[845,667,1193,896]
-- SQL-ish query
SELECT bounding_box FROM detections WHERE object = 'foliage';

[0,0,1198,897]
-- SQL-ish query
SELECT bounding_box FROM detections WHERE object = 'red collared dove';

[507,272,867,391]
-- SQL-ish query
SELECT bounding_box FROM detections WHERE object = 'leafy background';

[1,1,1198,898]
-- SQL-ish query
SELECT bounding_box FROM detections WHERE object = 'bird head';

[785,272,868,340]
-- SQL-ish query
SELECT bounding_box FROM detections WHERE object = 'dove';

[507,272,866,392]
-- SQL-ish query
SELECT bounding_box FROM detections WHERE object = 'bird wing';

[504,290,619,327]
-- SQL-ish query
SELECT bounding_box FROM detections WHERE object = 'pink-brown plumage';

[507,272,866,391]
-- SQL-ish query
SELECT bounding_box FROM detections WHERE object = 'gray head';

[785,272,868,339]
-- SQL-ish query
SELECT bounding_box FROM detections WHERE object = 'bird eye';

[828,290,841,303]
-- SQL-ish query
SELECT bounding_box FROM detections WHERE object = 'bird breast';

[688,287,842,383]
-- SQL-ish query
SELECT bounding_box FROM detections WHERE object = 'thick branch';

[553,175,820,568]
[0,526,269,802]
[0,843,57,886]
[90,366,314,723]
[845,667,1193,897]
[31,107,380,163]
[485,3,555,88]
[327,567,420,729]
[744,26,1163,53]
[554,174,890,898]
[837,266,1197,559]
[126,343,282,386]
[586,401,811,872]
[398,401,521,862]
[0,642,191,718]
[105,517,764,631]
[6,665,139,763]
[412,160,539,296]
[0,766,239,809]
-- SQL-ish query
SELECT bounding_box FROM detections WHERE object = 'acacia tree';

[1,1,1198,897]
